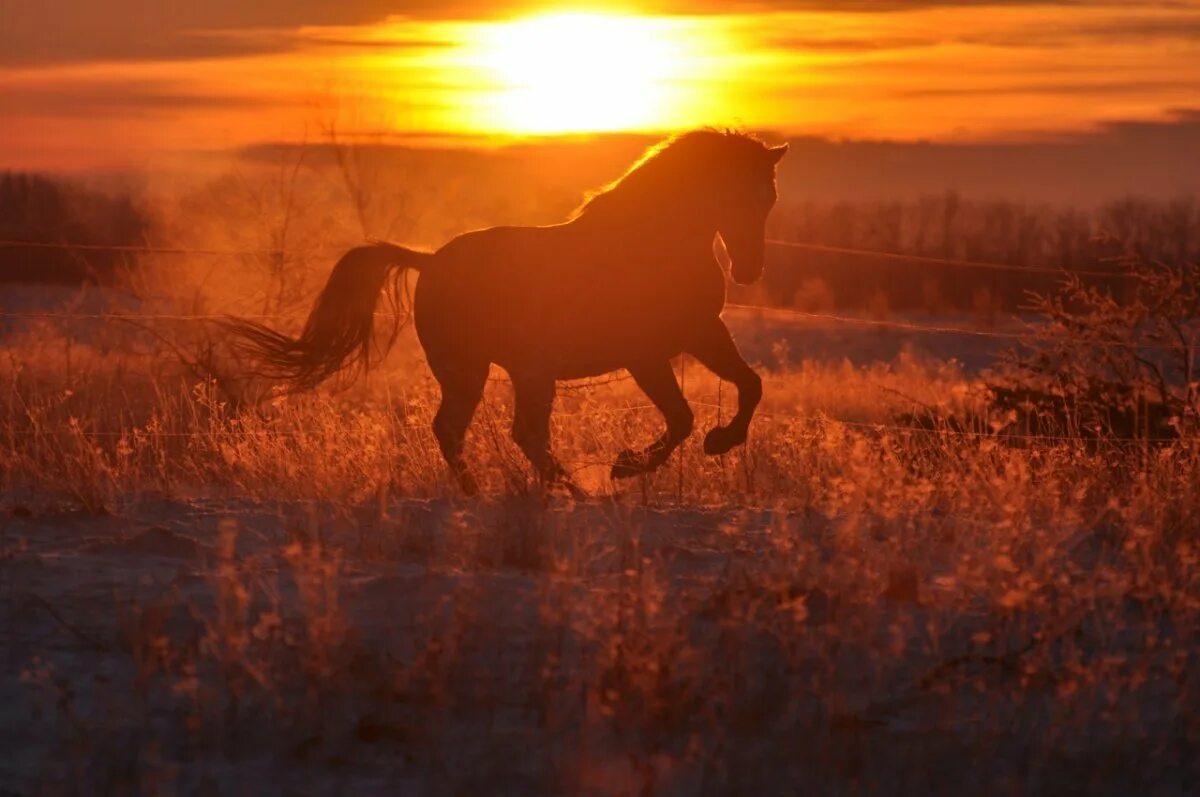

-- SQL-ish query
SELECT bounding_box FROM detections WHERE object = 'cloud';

[0,0,486,65]
[300,35,456,51]
[653,0,1159,11]
[0,79,277,118]
[955,16,1200,47]
[6,0,1192,65]
[898,80,1200,98]
[757,33,937,52]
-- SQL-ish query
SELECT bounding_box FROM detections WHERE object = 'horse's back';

[414,221,723,378]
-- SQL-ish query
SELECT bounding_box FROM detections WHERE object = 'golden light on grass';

[457,11,721,134]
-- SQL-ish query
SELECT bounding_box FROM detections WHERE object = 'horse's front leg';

[610,359,694,479]
[687,318,762,455]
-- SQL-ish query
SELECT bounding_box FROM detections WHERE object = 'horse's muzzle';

[728,239,765,285]
[731,257,763,285]
[719,224,766,285]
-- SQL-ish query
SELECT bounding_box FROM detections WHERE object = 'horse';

[227,129,787,495]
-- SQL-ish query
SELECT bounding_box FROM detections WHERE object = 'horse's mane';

[573,129,768,219]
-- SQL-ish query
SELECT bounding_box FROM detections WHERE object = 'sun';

[467,12,690,134]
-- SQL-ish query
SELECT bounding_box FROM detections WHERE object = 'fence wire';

[0,236,1142,277]
[0,236,1188,445]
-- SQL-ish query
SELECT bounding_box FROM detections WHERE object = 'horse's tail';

[225,242,433,391]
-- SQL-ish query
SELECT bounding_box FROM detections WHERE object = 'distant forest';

[755,192,1198,314]
[0,173,147,285]
[2,171,1197,316]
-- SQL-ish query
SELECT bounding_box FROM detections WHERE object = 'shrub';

[991,259,1200,440]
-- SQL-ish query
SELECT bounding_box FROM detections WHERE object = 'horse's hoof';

[703,426,745,456]
[610,449,644,480]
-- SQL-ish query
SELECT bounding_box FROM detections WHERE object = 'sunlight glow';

[8,2,1199,168]
[463,12,704,134]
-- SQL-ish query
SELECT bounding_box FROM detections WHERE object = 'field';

[2,291,1198,795]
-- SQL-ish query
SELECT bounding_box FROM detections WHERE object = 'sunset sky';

[2,1,1198,171]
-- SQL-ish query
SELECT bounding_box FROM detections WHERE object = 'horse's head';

[718,142,788,285]
[573,130,787,284]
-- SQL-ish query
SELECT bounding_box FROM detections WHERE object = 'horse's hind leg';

[687,319,762,455]
[611,359,694,479]
[509,371,584,497]
[430,359,488,494]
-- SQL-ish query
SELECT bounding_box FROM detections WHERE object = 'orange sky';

[2,1,1198,171]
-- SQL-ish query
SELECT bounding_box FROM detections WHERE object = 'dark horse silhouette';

[228,129,787,494]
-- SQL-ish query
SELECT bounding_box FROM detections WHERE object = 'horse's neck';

[578,195,717,246]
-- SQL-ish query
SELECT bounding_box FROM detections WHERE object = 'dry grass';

[2,319,1198,795]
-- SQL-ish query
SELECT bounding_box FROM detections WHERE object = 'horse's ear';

[767,144,789,165]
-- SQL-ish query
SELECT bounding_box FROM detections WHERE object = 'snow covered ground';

[1,494,1195,795]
